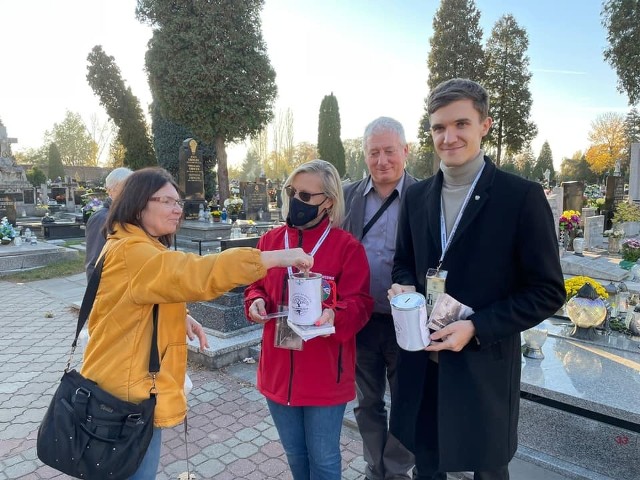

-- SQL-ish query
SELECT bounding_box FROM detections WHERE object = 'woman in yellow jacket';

[80,168,313,479]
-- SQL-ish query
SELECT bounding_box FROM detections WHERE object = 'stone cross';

[0,125,17,158]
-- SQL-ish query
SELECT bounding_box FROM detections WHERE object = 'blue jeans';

[129,427,162,480]
[266,399,346,480]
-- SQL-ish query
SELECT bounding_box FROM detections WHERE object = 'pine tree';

[602,0,640,105]
[533,141,555,184]
[418,0,485,175]
[317,93,346,176]
[47,143,65,180]
[138,0,277,204]
[484,14,537,166]
[86,46,156,169]
[626,107,640,145]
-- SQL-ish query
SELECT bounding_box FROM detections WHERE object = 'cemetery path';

[0,276,570,480]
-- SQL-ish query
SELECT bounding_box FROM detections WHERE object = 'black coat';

[390,158,565,471]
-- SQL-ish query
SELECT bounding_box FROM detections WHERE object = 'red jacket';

[245,217,373,406]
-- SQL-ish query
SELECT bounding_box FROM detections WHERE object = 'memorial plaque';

[23,189,35,204]
[0,197,16,224]
[584,215,605,250]
[178,138,206,220]
[242,182,269,221]
[51,187,66,204]
[562,181,584,213]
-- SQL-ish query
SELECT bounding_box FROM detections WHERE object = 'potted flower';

[211,210,222,222]
[82,197,104,223]
[224,194,244,221]
[33,203,49,217]
[603,228,624,254]
[0,217,17,245]
[559,210,581,250]
[620,239,640,270]
[564,275,608,303]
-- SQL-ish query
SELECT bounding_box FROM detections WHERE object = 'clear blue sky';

[0,0,630,169]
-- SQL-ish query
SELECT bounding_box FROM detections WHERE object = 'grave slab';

[519,319,640,480]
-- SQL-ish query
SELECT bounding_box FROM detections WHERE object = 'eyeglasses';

[149,196,185,209]
[284,185,327,203]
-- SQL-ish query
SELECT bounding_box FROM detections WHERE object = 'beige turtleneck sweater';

[440,150,485,239]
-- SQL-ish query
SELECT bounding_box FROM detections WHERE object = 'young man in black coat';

[389,79,565,480]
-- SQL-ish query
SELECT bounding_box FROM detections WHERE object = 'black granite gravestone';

[562,181,584,213]
[242,182,269,221]
[604,175,625,229]
[0,197,17,224]
[23,189,35,204]
[179,138,206,220]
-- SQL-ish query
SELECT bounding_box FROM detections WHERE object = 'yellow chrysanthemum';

[564,276,608,301]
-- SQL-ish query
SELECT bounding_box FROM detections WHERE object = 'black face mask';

[288,196,324,227]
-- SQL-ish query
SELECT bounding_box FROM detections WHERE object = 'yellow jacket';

[81,224,266,428]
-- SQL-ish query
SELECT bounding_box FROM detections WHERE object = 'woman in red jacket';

[245,159,373,480]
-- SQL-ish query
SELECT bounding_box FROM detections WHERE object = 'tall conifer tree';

[86,46,156,169]
[317,93,346,177]
[484,14,537,166]
[137,0,276,203]
[418,0,485,174]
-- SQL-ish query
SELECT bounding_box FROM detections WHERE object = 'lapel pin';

[475,195,480,200]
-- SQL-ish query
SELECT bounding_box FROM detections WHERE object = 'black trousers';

[413,360,509,480]
[355,313,414,479]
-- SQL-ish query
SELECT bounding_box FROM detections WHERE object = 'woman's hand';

[261,248,314,272]
[186,314,209,350]
[315,308,335,337]
[248,298,270,324]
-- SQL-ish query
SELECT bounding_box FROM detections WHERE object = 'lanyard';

[285,223,331,277]
[438,163,485,270]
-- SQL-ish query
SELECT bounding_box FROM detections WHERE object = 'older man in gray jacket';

[84,167,132,280]
[343,117,417,480]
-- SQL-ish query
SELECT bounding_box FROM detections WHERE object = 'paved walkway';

[0,275,572,479]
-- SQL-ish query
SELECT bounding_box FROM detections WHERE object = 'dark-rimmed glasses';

[149,196,185,209]
[284,185,326,203]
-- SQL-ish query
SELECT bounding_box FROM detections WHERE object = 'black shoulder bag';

[37,255,160,479]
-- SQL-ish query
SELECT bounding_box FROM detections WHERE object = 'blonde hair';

[281,159,345,225]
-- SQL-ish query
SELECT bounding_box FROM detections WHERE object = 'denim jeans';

[129,427,162,480]
[266,399,346,480]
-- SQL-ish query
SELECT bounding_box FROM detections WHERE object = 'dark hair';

[106,167,180,247]
[427,78,489,120]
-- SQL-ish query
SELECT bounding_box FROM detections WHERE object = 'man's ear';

[481,116,493,137]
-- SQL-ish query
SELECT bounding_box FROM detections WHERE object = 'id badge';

[425,268,447,315]
[274,305,303,351]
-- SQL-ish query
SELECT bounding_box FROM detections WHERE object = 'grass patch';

[2,254,85,282]
[63,239,84,247]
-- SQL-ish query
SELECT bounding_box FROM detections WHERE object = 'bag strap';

[72,255,160,375]
[361,189,399,240]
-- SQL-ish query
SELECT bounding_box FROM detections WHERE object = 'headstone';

[603,175,625,229]
[546,186,563,241]
[581,207,596,220]
[562,181,584,213]
[242,182,269,221]
[178,138,206,220]
[23,189,35,204]
[583,215,605,250]
[0,196,16,224]
[630,143,640,203]
[51,187,66,204]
